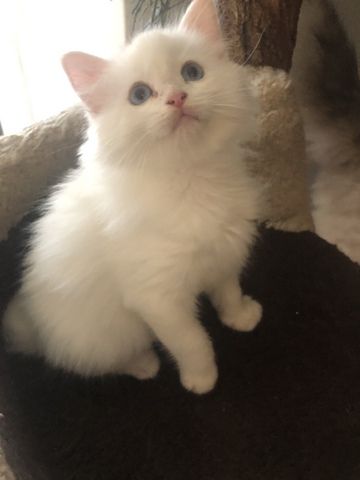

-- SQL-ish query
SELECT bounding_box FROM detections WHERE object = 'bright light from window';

[0,0,124,134]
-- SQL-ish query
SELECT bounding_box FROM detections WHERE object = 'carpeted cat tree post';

[0,1,359,479]
[217,0,302,70]
[216,0,312,232]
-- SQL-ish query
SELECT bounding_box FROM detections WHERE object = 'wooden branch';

[215,0,303,71]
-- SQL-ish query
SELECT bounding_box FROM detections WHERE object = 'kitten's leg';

[211,276,262,332]
[137,299,217,394]
[124,348,160,380]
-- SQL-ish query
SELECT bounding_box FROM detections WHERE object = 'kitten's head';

[62,0,257,163]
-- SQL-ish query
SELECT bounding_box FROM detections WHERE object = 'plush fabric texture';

[0,67,313,244]
[248,67,313,232]
[0,106,86,241]
[0,450,14,480]
[0,216,359,480]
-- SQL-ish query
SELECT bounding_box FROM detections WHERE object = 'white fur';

[3,28,261,394]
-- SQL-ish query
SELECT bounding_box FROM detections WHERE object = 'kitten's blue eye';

[129,83,152,105]
[181,62,204,82]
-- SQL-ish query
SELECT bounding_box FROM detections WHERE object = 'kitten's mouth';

[172,108,199,130]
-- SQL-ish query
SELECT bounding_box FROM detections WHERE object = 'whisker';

[241,27,266,66]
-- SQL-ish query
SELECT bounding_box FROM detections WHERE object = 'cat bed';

[0,61,353,479]
[0,218,359,479]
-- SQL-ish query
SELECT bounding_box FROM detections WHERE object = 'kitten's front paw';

[223,296,262,332]
[180,364,218,395]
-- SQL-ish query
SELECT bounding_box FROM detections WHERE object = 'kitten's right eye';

[129,83,153,105]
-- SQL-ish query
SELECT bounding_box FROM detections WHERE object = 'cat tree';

[217,0,302,71]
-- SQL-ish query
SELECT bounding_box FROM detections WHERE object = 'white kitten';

[2,0,261,394]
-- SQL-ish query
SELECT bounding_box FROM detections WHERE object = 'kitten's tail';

[2,293,39,355]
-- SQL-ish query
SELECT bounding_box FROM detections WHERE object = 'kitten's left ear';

[180,0,223,46]
[62,51,109,114]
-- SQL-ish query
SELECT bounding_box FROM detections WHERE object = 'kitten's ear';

[62,52,109,114]
[180,0,223,46]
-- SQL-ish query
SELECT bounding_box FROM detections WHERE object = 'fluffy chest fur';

[33,145,257,304]
[104,158,256,296]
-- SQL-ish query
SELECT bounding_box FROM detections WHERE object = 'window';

[0,0,189,135]
[1,0,120,134]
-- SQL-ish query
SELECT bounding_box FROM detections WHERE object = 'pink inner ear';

[179,0,223,45]
[62,52,109,114]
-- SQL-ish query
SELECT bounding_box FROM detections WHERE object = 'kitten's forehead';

[125,30,205,77]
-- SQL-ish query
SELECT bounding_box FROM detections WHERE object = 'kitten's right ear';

[62,52,109,114]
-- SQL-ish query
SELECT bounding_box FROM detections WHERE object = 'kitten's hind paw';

[125,349,160,380]
[223,296,262,332]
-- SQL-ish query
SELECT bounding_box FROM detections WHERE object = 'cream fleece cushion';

[0,106,86,241]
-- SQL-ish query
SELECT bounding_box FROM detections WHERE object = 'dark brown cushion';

[0,217,359,480]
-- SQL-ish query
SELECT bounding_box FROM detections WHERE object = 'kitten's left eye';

[129,83,153,105]
[181,62,204,82]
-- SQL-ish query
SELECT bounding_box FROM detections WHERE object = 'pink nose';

[166,91,187,108]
